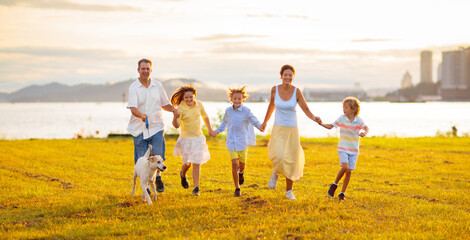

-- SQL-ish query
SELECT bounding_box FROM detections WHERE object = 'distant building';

[440,47,470,100]
[401,71,412,89]
[437,63,442,83]
[420,50,433,84]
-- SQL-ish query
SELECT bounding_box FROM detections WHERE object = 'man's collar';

[138,78,156,88]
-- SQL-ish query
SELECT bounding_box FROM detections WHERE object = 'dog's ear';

[148,156,157,162]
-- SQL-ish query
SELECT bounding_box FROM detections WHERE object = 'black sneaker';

[238,172,244,185]
[234,188,241,197]
[156,176,165,193]
[328,183,337,197]
[338,192,345,201]
[180,171,189,189]
[192,186,200,196]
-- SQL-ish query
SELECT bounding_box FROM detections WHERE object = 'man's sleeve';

[127,86,138,108]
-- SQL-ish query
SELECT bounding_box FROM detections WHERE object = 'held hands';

[359,131,367,137]
[209,129,218,137]
[259,122,267,132]
[172,109,180,119]
[314,116,322,125]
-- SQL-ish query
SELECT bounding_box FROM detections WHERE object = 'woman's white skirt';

[173,135,210,165]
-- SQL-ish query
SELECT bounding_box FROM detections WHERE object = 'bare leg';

[239,161,245,173]
[334,163,349,184]
[232,158,239,189]
[341,171,352,193]
[192,163,201,187]
[182,162,191,177]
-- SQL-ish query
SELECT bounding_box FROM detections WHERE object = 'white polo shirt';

[332,115,366,154]
[126,78,170,139]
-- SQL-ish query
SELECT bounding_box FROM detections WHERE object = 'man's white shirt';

[127,78,170,139]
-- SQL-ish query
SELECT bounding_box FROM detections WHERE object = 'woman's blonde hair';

[228,86,248,102]
[170,85,197,106]
[342,96,360,116]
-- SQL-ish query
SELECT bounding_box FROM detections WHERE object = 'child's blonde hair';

[342,96,360,116]
[171,85,197,107]
[227,86,248,102]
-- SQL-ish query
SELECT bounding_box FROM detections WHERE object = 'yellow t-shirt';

[177,100,208,138]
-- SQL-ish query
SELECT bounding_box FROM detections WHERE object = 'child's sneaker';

[286,190,297,200]
[234,188,241,197]
[328,183,337,197]
[192,186,200,196]
[156,176,165,192]
[180,171,189,189]
[268,171,278,189]
[338,192,345,201]
[238,171,244,185]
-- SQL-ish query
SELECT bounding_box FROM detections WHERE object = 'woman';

[259,64,322,200]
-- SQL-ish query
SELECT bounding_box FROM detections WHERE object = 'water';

[0,102,469,139]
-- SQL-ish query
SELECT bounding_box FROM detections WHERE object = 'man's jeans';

[133,130,165,164]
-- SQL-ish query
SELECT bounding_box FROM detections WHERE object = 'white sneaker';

[286,190,296,200]
[268,171,278,189]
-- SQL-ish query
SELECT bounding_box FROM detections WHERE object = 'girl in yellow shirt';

[171,85,216,196]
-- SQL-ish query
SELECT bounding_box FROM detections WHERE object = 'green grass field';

[1,136,469,239]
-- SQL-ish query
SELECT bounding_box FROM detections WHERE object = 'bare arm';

[203,117,216,136]
[320,123,334,129]
[297,89,322,124]
[259,86,276,132]
[162,104,180,118]
[130,107,147,122]
[172,113,180,128]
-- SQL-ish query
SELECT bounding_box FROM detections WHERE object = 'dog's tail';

[144,144,152,159]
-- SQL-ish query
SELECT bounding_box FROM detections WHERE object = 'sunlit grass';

[1,136,469,239]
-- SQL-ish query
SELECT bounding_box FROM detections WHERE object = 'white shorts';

[174,135,210,165]
[338,150,358,170]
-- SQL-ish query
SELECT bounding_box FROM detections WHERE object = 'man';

[127,58,179,193]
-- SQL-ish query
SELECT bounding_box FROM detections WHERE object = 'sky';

[1,0,469,93]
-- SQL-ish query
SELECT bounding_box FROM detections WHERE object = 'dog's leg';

[141,183,153,205]
[131,172,137,196]
[151,181,157,201]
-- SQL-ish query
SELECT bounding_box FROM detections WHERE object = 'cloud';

[245,13,317,21]
[0,0,142,12]
[0,47,127,59]
[0,46,136,91]
[194,34,266,41]
[351,38,396,43]
[207,42,420,59]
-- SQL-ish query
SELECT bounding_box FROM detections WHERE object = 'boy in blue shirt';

[211,86,263,197]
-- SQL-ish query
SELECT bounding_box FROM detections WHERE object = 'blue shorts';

[338,150,358,170]
[133,130,165,164]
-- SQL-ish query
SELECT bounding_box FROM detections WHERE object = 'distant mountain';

[0,78,228,102]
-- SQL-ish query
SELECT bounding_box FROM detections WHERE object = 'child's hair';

[171,85,197,106]
[228,86,249,102]
[342,96,360,116]
[280,64,295,76]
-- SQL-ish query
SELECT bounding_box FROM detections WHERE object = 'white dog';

[131,145,166,205]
